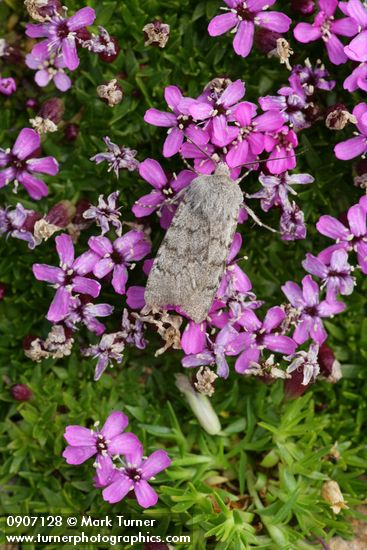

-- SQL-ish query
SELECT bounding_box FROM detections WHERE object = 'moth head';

[214,162,231,179]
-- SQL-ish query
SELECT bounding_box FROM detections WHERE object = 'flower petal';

[18,172,48,200]
[112,264,128,294]
[27,156,59,176]
[144,109,177,127]
[208,13,238,36]
[47,287,72,322]
[139,159,167,189]
[62,38,79,71]
[256,11,291,33]
[32,264,64,284]
[347,204,366,237]
[181,321,206,354]
[235,347,261,373]
[233,20,254,58]
[62,445,97,465]
[141,450,171,479]
[56,234,75,268]
[12,128,40,160]
[72,276,101,297]
[64,425,96,446]
[67,7,96,31]
[134,480,159,508]
[108,433,141,455]
[101,411,128,438]
[102,473,133,504]
[294,23,322,43]
[163,127,184,157]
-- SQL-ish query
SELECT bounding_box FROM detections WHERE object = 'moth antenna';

[179,152,196,173]
[233,148,308,171]
[243,201,278,233]
[185,136,219,164]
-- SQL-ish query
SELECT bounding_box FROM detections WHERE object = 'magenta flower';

[216,232,252,300]
[90,137,139,177]
[249,171,314,212]
[334,102,367,160]
[189,79,246,147]
[102,447,171,508]
[0,76,16,96]
[280,202,307,241]
[33,233,101,322]
[316,202,367,273]
[259,75,309,130]
[264,126,298,174]
[25,52,71,92]
[342,0,367,62]
[208,0,291,59]
[235,306,297,373]
[344,63,367,92]
[82,332,126,380]
[0,203,37,249]
[182,324,245,378]
[225,101,284,168]
[303,249,355,298]
[132,159,195,228]
[26,7,96,71]
[87,231,151,295]
[293,0,358,65]
[144,85,208,158]
[0,128,59,199]
[285,343,320,385]
[83,191,122,236]
[63,412,141,485]
[181,321,207,355]
[292,59,335,95]
[282,274,346,345]
[64,296,114,335]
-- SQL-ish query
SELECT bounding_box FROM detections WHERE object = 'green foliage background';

[0,0,367,548]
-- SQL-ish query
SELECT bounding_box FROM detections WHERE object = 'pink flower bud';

[39,98,64,124]
[291,0,315,15]
[46,201,76,228]
[64,123,80,142]
[0,282,5,300]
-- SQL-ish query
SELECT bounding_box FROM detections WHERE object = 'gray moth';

[144,163,243,324]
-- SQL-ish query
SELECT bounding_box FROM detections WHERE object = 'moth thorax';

[214,162,231,179]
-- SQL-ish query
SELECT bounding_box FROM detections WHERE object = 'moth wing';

[145,177,242,323]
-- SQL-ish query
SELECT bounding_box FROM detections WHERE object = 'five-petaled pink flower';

[33,233,101,322]
[26,7,96,71]
[294,0,358,65]
[334,102,367,160]
[102,446,171,508]
[208,0,291,58]
[63,412,141,486]
[0,128,59,199]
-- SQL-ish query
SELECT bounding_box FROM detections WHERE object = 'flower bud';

[291,0,315,14]
[97,79,123,107]
[26,98,38,110]
[143,20,170,48]
[284,368,310,399]
[144,544,169,550]
[325,103,356,130]
[21,210,42,232]
[254,28,282,54]
[318,344,342,383]
[11,384,33,401]
[175,374,221,435]
[39,98,64,124]
[64,123,80,142]
[0,282,5,300]
[99,36,120,63]
[46,201,76,228]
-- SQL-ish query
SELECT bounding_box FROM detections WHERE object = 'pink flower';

[25,52,71,92]
[63,412,141,486]
[316,201,367,273]
[132,159,195,228]
[294,0,358,65]
[144,85,208,157]
[0,76,16,96]
[208,0,291,59]
[334,102,367,160]
[234,306,297,373]
[102,447,171,508]
[87,231,151,295]
[264,126,298,174]
[342,0,367,62]
[26,7,96,71]
[344,63,367,92]
[0,128,59,199]
[282,274,346,345]
[33,233,101,322]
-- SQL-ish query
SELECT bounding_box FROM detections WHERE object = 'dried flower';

[325,104,357,130]
[97,79,123,107]
[143,20,170,48]
[193,366,218,397]
[321,480,348,514]
[29,116,58,134]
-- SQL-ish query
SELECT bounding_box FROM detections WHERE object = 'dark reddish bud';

[73,199,91,225]
[76,28,91,42]
[46,201,76,228]
[304,103,322,124]
[11,384,32,401]
[291,0,315,14]
[23,334,38,351]
[356,159,367,176]
[254,28,281,54]
[0,282,5,300]
[26,98,38,110]
[21,211,42,232]
[284,369,310,399]
[99,37,120,63]
[64,123,80,142]
[318,344,342,383]
[39,98,64,124]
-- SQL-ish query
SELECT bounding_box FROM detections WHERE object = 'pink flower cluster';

[63,411,171,508]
